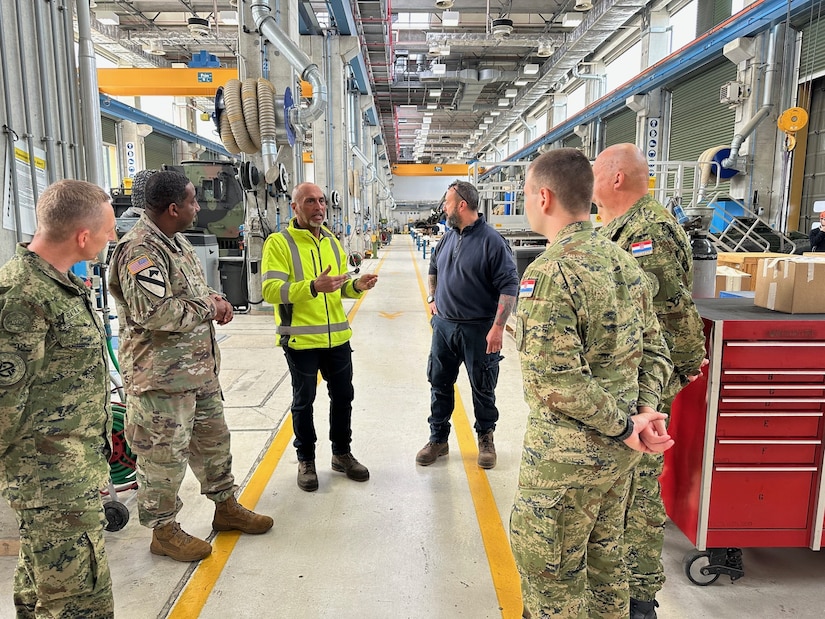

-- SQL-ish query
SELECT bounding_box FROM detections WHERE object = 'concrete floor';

[2,233,825,618]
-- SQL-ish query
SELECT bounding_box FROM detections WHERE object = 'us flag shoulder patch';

[630,240,654,257]
[127,255,154,274]
[519,278,536,298]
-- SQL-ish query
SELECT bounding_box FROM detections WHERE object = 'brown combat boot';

[331,453,370,481]
[212,495,274,534]
[297,460,318,492]
[415,441,449,466]
[478,431,496,469]
[150,522,211,562]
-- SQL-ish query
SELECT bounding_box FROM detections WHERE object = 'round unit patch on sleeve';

[2,311,31,334]
[0,353,26,386]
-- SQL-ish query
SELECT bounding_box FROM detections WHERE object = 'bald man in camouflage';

[511,148,674,619]
[594,143,706,619]
[0,180,117,617]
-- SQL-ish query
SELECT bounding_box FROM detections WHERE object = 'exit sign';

[197,72,213,83]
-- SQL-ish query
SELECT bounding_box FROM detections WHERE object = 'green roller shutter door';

[563,134,582,149]
[800,17,825,78]
[603,108,637,148]
[101,116,117,145]
[144,133,176,170]
[667,60,737,190]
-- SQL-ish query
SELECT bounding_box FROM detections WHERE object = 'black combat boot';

[630,598,659,619]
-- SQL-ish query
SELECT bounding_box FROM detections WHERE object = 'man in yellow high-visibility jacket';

[262,182,378,492]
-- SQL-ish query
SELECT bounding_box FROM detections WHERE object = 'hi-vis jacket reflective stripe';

[261,219,363,350]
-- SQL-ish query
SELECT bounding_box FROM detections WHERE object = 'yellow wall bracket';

[777,107,809,151]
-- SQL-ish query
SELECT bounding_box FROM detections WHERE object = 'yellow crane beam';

[97,68,238,96]
[390,164,469,176]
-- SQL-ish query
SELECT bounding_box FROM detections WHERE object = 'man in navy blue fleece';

[416,180,520,469]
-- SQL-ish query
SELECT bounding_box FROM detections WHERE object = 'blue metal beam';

[502,0,813,166]
[99,95,230,156]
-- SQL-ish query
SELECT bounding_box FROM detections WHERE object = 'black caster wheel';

[684,550,720,586]
[104,501,130,532]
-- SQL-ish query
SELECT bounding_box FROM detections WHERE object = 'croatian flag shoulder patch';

[519,278,536,298]
[630,239,654,257]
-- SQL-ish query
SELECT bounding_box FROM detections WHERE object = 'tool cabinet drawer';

[721,342,825,369]
[721,370,825,384]
[715,412,822,438]
[713,439,820,465]
[721,384,825,398]
[719,397,824,411]
[708,468,814,529]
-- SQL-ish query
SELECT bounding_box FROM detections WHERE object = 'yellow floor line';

[409,236,523,618]
[168,252,388,617]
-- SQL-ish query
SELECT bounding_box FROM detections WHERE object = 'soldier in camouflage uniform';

[594,144,706,619]
[510,149,674,619]
[108,171,273,563]
[0,180,117,618]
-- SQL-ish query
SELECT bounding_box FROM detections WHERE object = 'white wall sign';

[3,144,48,236]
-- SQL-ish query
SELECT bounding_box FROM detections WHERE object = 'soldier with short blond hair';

[0,179,117,617]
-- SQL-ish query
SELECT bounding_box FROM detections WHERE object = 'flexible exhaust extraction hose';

[219,76,279,175]
[697,145,730,202]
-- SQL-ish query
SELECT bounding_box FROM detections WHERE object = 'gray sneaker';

[477,431,496,469]
[416,441,449,466]
[297,460,318,492]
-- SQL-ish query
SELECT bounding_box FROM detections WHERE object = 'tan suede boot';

[212,495,274,534]
[478,431,496,469]
[150,522,212,562]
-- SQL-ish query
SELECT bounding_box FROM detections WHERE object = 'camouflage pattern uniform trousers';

[511,222,672,619]
[0,244,114,618]
[108,214,234,528]
[601,194,706,601]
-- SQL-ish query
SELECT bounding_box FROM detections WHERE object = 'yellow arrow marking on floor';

[379,311,402,319]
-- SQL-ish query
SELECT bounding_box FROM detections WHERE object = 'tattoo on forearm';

[428,274,437,296]
[495,295,516,326]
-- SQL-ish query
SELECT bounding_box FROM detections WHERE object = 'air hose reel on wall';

[777,106,808,151]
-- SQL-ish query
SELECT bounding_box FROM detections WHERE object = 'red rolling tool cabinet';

[661,298,825,585]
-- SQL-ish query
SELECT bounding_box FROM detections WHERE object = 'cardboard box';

[715,266,751,297]
[716,252,789,290]
[754,257,825,313]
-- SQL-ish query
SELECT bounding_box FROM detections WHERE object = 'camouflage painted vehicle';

[176,161,245,254]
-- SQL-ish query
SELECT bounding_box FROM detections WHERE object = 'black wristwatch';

[426,295,435,304]
[615,416,635,441]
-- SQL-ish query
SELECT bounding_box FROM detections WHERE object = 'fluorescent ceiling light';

[442,11,460,27]
[483,117,494,124]
[95,10,120,25]
[505,88,518,98]
[427,103,438,109]
[432,63,446,76]
[498,98,510,107]
[562,12,584,27]
[422,117,432,123]
[514,79,528,86]
[490,110,501,116]
[524,63,539,75]
[218,11,238,25]
[424,112,434,116]
[429,89,442,97]
[439,45,451,56]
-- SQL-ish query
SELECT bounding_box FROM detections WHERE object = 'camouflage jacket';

[600,194,706,396]
[109,214,220,395]
[0,244,111,509]
[514,222,673,485]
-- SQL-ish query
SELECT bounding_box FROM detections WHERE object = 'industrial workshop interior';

[2,0,825,616]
